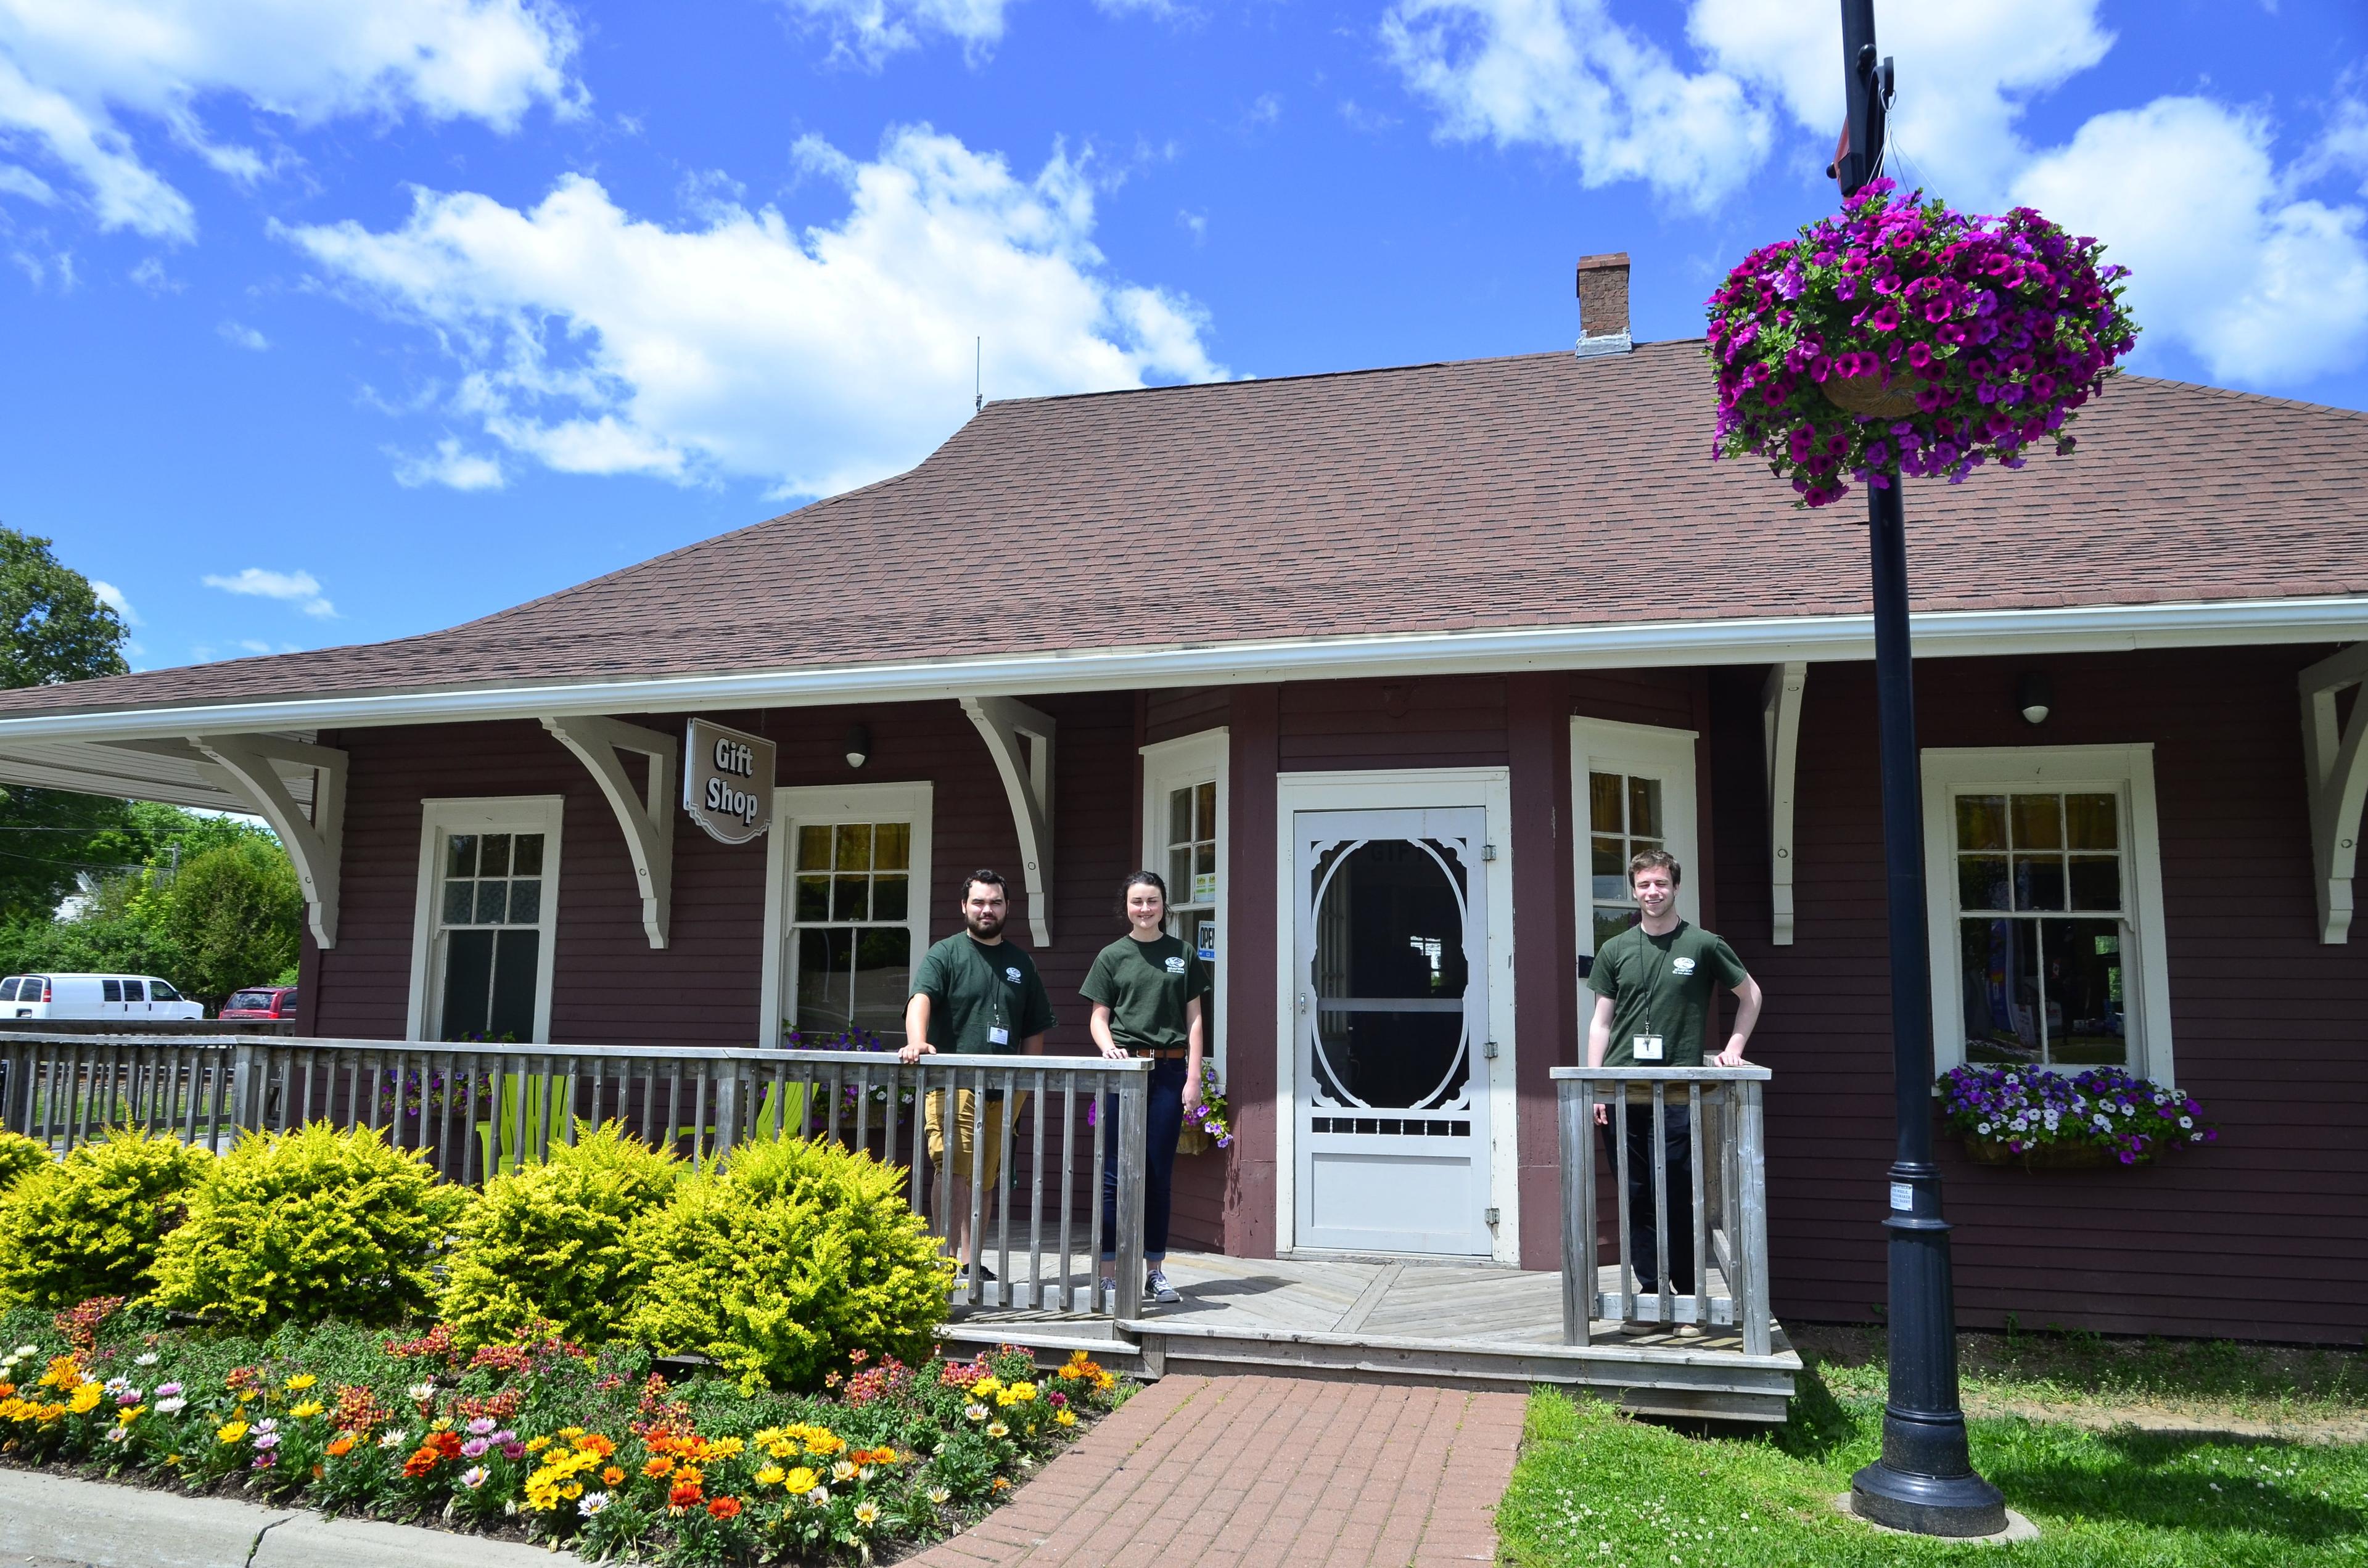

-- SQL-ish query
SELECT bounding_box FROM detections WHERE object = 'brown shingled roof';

[2,340,2362,720]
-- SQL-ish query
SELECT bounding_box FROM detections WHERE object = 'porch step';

[934,1320,1149,1374]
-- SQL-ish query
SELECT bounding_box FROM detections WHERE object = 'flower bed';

[1938,1065,2214,1169]
[0,1299,1125,1564]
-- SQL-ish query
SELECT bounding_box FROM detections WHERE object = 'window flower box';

[1938,1064,2213,1171]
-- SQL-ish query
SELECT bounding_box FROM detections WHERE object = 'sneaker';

[955,1262,996,1283]
[1145,1268,1180,1304]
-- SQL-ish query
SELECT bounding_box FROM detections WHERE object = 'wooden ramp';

[937,1250,1800,1423]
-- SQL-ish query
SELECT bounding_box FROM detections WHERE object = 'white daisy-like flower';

[155,1396,187,1414]
[407,1382,437,1402]
[135,1353,160,1368]
[380,1429,411,1450]
[582,1492,611,1517]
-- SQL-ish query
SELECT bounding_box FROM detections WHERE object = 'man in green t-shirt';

[1586,849,1764,1323]
[900,869,1055,1275]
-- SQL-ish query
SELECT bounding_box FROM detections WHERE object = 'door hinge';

[1484,1207,1501,1226]
[1482,842,1498,861]
[1482,1039,1499,1059]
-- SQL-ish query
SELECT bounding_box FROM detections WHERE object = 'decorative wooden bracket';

[2301,642,2368,945]
[961,696,1056,946]
[1761,662,1806,946]
[541,715,678,950]
[189,734,347,950]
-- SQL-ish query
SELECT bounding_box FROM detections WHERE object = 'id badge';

[1632,1033,1665,1063]
[988,1026,1011,1046]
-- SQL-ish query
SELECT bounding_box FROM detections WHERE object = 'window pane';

[476,880,510,924]
[2065,794,2118,851]
[1590,836,1627,903]
[1959,918,2041,1063]
[1627,776,1663,840]
[872,875,908,922]
[488,929,539,1041]
[835,823,872,871]
[832,876,870,921]
[1958,856,2009,912]
[852,928,913,1036]
[2068,856,2121,913]
[2013,855,2066,912]
[795,876,830,922]
[873,821,910,871]
[150,980,179,1001]
[479,834,512,877]
[508,879,541,924]
[1195,842,1216,881]
[797,826,833,871]
[1593,906,1637,951]
[1169,847,1192,898]
[2044,919,2126,1065]
[443,879,474,924]
[102,980,121,1001]
[445,834,478,878]
[1169,787,1193,845]
[1589,772,1624,833]
[440,929,496,1040]
[1195,781,1217,839]
[511,834,545,876]
[0,980,17,1002]
[2010,794,2063,850]
[795,927,854,1035]
[1954,795,2007,853]
[123,980,145,1000]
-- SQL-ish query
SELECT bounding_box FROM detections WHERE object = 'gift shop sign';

[683,719,775,844]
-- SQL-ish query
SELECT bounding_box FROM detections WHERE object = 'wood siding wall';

[1707,646,2368,1345]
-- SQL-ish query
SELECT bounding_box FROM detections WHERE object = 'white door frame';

[1273,767,1519,1265]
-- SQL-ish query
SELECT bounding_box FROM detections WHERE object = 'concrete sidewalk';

[0,1469,573,1568]
[907,1375,1527,1568]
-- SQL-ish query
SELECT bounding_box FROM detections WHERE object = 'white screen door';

[1293,807,1492,1255]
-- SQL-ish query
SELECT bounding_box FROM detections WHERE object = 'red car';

[219,985,299,1021]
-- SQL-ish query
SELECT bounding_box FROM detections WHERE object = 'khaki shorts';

[924,1088,1030,1189]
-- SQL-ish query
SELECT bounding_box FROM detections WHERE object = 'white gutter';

[0,594,2359,742]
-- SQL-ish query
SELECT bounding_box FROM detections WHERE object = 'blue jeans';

[1101,1056,1186,1263]
[1624,1101,1696,1294]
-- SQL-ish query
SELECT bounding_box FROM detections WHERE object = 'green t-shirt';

[911,933,1056,1054]
[1079,934,1211,1054]
[1586,921,1749,1069]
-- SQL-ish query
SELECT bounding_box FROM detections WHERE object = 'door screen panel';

[1307,838,1472,1122]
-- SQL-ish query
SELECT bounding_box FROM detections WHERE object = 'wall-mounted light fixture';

[2015,672,2052,726]
[844,723,871,769]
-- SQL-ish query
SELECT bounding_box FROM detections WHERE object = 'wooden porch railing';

[1552,1065,1772,1355]
[0,1033,1151,1322]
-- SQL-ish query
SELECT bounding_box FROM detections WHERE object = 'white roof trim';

[0,593,2360,743]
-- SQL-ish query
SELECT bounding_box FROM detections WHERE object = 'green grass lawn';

[1497,1342,2368,1567]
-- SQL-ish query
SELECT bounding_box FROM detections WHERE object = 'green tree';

[153,840,303,1004]
[0,527,134,919]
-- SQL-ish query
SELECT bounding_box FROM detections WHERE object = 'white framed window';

[407,797,564,1044]
[1143,729,1227,1070]
[1569,718,1701,971]
[759,782,932,1049]
[1921,745,2174,1082]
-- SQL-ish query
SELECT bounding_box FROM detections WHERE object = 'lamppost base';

[1849,1461,2008,1538]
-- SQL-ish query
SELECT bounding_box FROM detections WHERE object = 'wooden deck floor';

[939,1250,1801,1422]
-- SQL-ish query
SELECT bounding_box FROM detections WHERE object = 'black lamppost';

[1831,0,2009,1538]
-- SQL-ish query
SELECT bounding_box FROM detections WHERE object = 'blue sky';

[2,0,2364,671]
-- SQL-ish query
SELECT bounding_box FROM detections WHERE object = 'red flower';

[669,1480,705,1509]
[707,1496,743,1521]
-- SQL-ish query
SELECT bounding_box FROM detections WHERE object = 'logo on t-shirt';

[1005,967,1023,984]
[1164,956,1187,974]
[1671,956,1697,976]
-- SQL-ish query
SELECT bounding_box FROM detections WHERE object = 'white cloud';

[202,566,337,617]
[217,318,267,350]
[2013,97,2368,384]
[1380,0,1772,211]
[281,125,1223,499]
[0,0,582,240]
[0,162,51,202]
[237,638,271,654]
[129,255,179,291]
[90,579,140,625]
[391,436,506,490]
[770,0,1007,66]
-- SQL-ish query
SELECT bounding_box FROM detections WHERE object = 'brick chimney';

[1574,252,1632,358]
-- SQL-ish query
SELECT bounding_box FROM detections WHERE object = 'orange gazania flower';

[642,1456,675,1477]
[675,1466,704,1488]
[707,1496,742,1521]
[668,1480,705,1509]
[602,1465,625,1485]
[325,1435,356,1458]
[577,1432,616,1459]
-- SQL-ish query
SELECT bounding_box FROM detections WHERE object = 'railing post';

[1558,1078,1588,1345]
[0,1038,28,1134]
[228,1042,265,1140]
[1112,1066,1147,1321]
[1738,1077,1772,1356]
[712,1067,741,1164]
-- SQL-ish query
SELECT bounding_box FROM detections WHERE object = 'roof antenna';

[974,337,982,413]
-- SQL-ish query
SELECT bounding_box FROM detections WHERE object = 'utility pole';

[1832,0,2008,1538]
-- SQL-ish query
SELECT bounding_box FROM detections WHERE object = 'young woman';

[1083,870,1208,1305]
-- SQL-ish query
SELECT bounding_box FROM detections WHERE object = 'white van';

[3,974,205,1020]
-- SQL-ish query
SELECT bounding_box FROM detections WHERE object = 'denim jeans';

[1624,1100,1695,1294]
[1100,1056,1186,1262]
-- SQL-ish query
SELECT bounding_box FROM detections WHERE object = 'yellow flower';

[67,1384,103,1414]
[1056,1410,1077,1427]
[783,1466,820,1495]
[1007,1382,1037,1403]
[986,1421,1009,1439]
[289,1401,325,1420]
[767,1439,796,1460]
[525,1435,553,1453]
[755,1465,786,1487]
[284,1374,318,1392]
[705,1436,744,1459]
[752,1426,785,1447]
[118,1405,143,1422]
[853,1500,881,1527]
[972,1376,1002,1397]
[217,1419,249,1444]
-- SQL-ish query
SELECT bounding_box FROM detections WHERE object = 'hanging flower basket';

[1936,1064,2214,1171]
[1706,179,2139,508]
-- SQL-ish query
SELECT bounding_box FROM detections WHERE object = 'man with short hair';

[1586,848,1763,1331]
[901,870,1054,1277]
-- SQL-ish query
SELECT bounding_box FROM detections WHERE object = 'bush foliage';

[437,1121,680,1350]
[0,1130,50,1192]
[625,1133,952,1391]
[0,1127,210,1310]
[150,1123,469,1331]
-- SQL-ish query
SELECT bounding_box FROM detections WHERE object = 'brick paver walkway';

[908,1376,1527,1568]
